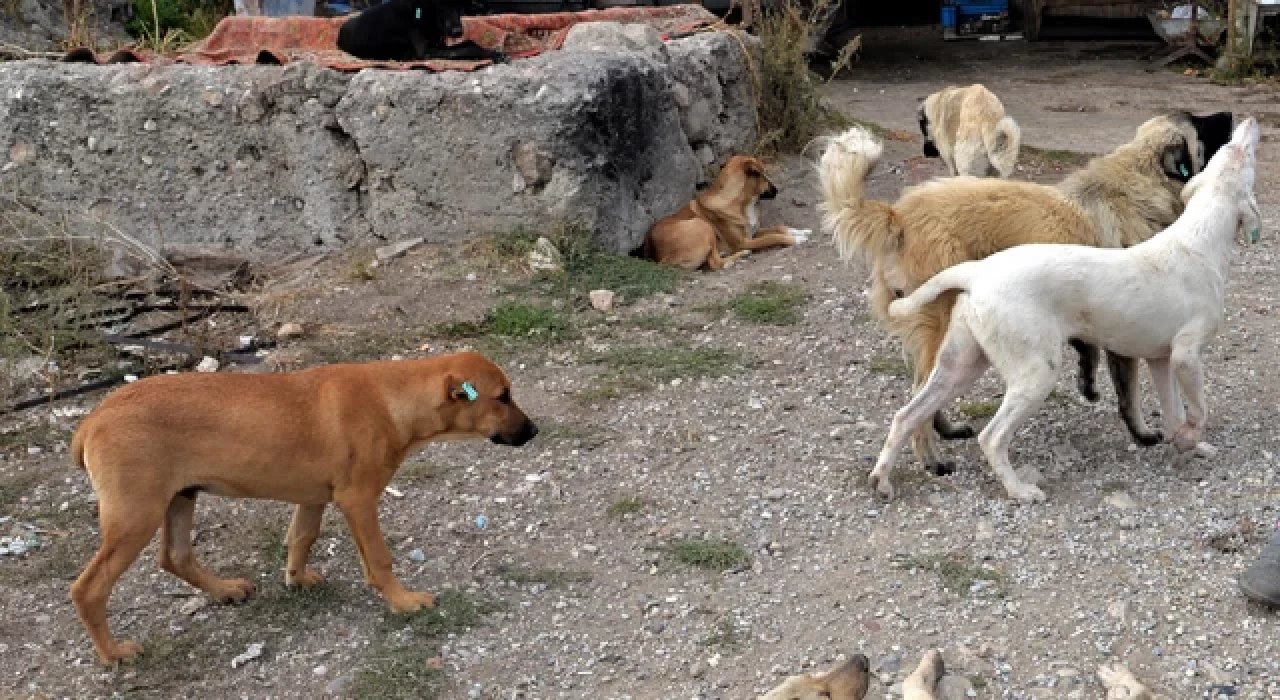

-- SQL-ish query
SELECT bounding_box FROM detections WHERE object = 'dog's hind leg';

[1107,352,1163,446]
[1069,339,1101,402]
[976,373,1055,503]
[285,503,327,588]
[71,497,166,665]
[335,487,436,613]
[158,490,256,603]
[1146,357,1186,439]
[872,325,989,499]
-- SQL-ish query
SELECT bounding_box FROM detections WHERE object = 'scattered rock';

[936,674,977,700]
[375,237,426,262]
[195,357,220,373]
[1104,491,1139,511]
[230,642,264,668]
[528,237,564,272]
[276,323,305,340]
[589,289,616,311]
[180,598,209,616]
[408,549,426,562]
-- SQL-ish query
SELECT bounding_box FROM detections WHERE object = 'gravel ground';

[2,35,1279,700]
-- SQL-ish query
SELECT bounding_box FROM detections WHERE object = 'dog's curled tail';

[985,115,1022,178]
[818,126,899,262]
[889,262,979,319]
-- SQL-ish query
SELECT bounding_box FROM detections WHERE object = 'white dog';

[869,117,1262,502]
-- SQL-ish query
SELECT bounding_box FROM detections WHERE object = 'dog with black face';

[337,0,508,63]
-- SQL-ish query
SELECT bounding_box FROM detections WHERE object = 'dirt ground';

[3,33,1280,700]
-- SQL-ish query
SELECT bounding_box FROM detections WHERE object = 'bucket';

[940,5,957,27]
[262,0,316,15]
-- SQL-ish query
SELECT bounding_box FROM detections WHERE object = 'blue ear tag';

[461,382,479,401]
[415,7,421,18]
[1250,227,1260,244]
[1179,163,1189,178]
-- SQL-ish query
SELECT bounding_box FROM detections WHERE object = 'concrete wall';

[0,25,758,254]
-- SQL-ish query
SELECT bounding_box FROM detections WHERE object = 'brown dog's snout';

[491,416,537,447]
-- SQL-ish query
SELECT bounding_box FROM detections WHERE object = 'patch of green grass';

[578,345,742,403]
[1022,145,1090,167]
[867,354,909,378]
[244,582,350,629]
[594,345,741,382]
[905,553,1003,595]
[957,399,1000,420]
[351,647,447,700]
[701,616,742,649]
[607,496,649,518]
[715,281,809,325]
[382,590,501,637]
[494,564,592,588]
[437,302,574,344]
[667,538,749,572]
[503,220,683,308]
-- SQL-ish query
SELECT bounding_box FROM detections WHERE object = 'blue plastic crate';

[940,5,957,26]
[955,0,1007,14]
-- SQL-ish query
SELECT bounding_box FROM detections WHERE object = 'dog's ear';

[447,376,479,402]
[743,159,765,177]
[1161,135,1195,182]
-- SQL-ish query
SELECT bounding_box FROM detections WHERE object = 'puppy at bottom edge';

[642,155,813,271]
[759,654,872,700]
[68,351,535,666]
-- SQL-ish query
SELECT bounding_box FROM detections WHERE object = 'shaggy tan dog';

[819,111,1233,475]
[918,84,1021,177]
[759,655,871,700]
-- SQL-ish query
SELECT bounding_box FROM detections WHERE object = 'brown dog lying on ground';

[759,654,871,700]
[69,351,537,665]
[643,155,812,270]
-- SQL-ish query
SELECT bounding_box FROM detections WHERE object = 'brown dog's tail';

[70,424,87,470]
[818,125,902,264]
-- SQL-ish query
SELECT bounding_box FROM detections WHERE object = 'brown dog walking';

[69,351,537,665]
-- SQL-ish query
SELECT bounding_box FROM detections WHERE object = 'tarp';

[59,4,720,72]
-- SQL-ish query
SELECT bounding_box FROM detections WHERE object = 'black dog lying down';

[337,0,508,62]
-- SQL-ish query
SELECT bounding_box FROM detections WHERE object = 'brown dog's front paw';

[287,568,325,588]
[99,639,143,666]
[387,590,437,614]
[212,577,256,604]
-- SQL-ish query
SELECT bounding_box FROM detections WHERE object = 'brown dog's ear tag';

[461,382,479,401]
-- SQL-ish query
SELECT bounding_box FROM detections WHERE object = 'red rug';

[60,4,720,72]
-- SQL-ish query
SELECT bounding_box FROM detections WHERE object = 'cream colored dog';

[872,118,1261,502]
[918,84,1022,177]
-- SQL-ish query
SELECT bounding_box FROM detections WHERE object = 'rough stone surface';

[0,28,757,254]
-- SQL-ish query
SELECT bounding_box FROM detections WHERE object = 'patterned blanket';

[59,4,720,72]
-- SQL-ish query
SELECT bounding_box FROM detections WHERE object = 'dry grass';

[751,0,856,155]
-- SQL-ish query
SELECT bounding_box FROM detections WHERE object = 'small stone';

[312,664,327,676]
[1104,491,1139,510]
[27,446,42,456]
[975,521,995,541]
[527,237,563,272]
[690,662,706,678]
[665,296,683,307]
[765,488,786,501]
[276,323,305,340]
[195,357,220,373]
[589,289,615,311]
[180,598,209,616]
[201,90,224,107]
[375,237,426,262]
[230,642,264,668]
[468,684,484,699]
[143,119,157,131]
[408,549,426,562]
[325,672,355,694]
